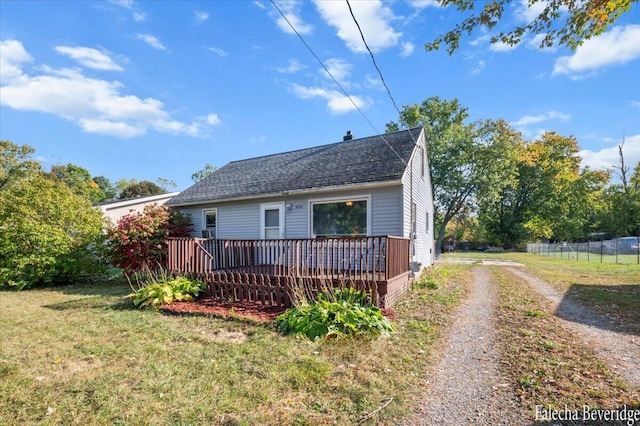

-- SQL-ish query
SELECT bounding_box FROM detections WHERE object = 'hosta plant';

[127,268,205,309]
[276,287,395,340]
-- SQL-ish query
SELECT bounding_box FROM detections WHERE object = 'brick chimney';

[343,130,353,141]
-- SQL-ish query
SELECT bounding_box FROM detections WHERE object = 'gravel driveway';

[412,266,527,425]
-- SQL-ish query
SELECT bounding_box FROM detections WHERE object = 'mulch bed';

[161,297,396,324]
[161,298,287,323]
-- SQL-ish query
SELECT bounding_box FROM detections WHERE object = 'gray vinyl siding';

[370,186,402,236]
[177,202,259,239]
[401,131,435,268]
[176,206,207,236]
[282,198,308,238]
[177,185,404,239]
[218,202,260,239]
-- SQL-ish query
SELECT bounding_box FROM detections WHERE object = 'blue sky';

[1,0,639,191]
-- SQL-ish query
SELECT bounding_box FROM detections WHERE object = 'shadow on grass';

[556,284,640,336]
[48,278,131,297]
[43,296,137,312]
[42,279,137,311]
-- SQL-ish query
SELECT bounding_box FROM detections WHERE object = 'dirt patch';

[210,329,248,344]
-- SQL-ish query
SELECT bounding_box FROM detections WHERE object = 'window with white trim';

[202,209,217,238]
[311,199,367,237]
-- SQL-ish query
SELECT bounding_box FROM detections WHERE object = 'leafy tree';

[598,161,640,236]
[119,180,165,199]
[387,97,520,243]
[425,0,637,54]
[479,132,609,247]
[50,163,104,203]
[191,163,217,183]
[156,177,177,191]
[106,204,193,275]
[0,140,42,192]
[93,175,117,201]
[0,175,105,289]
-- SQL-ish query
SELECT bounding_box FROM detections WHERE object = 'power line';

[345,0,401,116]
[268,0,407,165]
[345,0,419,146]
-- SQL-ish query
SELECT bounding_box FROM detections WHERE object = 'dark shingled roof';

[168,128,422,206]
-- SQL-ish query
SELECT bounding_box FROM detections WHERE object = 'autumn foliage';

[107,204,193,275]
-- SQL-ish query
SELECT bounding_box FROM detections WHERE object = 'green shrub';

[127,270,206,309]
[276,287,396,340]
[0,175,105,289]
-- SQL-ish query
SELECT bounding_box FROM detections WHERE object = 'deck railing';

[167,235,410,282]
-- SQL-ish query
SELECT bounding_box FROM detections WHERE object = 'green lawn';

[448,251,640,333]
[0,265,471,426]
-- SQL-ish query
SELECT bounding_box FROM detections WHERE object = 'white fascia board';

[99,192,180,211]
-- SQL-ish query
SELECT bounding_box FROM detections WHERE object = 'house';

[98,192,180,224]
[166,128,434,307]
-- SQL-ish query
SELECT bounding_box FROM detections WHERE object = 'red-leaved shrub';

[106,204,192,275]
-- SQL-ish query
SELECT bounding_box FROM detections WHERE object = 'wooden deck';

[167,236,411,308]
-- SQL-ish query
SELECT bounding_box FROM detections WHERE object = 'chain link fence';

[527,237,640,264]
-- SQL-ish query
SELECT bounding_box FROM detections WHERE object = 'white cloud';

[511,110,571,127]
[469,34,491,47]
[108,0,133,9]
[79,118,145,138]
[133,11,146,22]
[313,0,401,53]
[0,39,33,80]
[511,110,571,136]
[489,40,518,52]
[276,59,304,74]
[553,25,640,77]
[632,101,640,107]
[579,134,640,172]
[136,33,167,50]
[321,58,353,86]
[471,60,485,75]
[273,1,313,35]
[0,40,219,138]
[254,1,267,10]
[400,42,415,57]
[409,0,441,8]
[526,33,558,51]
[290,84,369,114]
[206,114,221,126]
[194,10,209,24]
[515,0,548,23]
[205,47,229,57]
[55,46,123,71]
[364,74,383,90]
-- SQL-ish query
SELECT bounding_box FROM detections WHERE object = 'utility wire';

[269,0,407,165]
[345,0,401,116]
[345,0,419,146]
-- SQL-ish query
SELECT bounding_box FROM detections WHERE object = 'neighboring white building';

[98,192,180,224]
